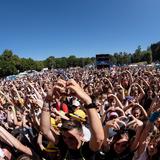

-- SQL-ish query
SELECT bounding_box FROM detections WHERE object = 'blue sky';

[0,0,160,60]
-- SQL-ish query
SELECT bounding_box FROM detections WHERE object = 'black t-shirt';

[58,136,96,160]
[30,149,41,160]
[104,146,134,160]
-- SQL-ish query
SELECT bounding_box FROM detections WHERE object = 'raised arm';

[138,76,150,90]
[28,83,42,100]
[136,83,145,100]
[108,94,124,109]
[126,70,133,84]
[40,84,59,145]
[134,111,160,157]
[103,77,114,91]
[67,79,104,151]
[134,103,148,118]
[0,126,33,156]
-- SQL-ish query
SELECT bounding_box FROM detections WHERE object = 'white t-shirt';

[82,125,91,142]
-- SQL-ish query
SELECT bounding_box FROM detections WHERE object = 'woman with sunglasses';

[102,115,143,160]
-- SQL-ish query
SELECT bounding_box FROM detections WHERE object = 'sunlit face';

[132,108,141,119]
[62,128,84,150]
[147,140,158,156]
[16,111,22,121]
[133,89,138,96]
[121,78,128,88]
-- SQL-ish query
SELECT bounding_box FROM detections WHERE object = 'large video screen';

[96,54,111,68]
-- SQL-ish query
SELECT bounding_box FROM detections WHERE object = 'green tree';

[1,50,13,61]
[44,56,56,69]
[35,61,44,71]
[67,55,77,67]
[110,54,117,64]
[143,51,152,64]
[0,61,17,77]
[151,42,160,62]
[133,45,142,63]
[0,50,18,76]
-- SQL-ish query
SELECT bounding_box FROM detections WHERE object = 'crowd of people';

[0,66,160,160]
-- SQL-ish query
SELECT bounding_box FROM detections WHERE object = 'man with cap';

[40,79,104,160]
[70,109,91,142]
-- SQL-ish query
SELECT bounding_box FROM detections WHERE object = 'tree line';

[0,42,159,77]
[0,50,95,77]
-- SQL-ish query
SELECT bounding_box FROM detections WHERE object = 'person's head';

[108,97,116,107]
[155,117,160,130]
[121,77,129,89]
[131,107,141,119]
[147,89,153,97]
[131,87,139,96]
[61,119,84,150]
[147,138,158,157]
[16,109,23,121]
[113,132,130,154]
[101,94,108,102]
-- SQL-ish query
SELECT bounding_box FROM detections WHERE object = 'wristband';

[85,103,97,109]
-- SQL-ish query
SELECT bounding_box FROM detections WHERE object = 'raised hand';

[106,117,126,130]
[66,79,92,105]
[126,115,143,130]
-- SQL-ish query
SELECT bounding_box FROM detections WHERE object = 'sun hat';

[69,109,86,122]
